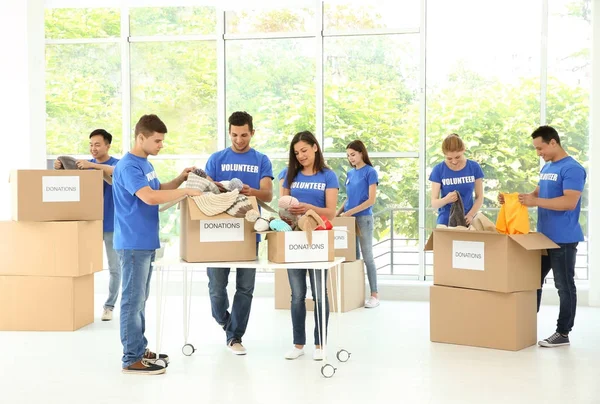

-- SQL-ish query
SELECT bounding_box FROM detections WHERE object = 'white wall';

[0,0,45,220]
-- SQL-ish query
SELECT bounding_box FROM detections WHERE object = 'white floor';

[2,292,600,404]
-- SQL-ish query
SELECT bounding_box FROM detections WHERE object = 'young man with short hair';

[512,125,586,348]
[113,114,201,374]
[205,111,274,355]
[54,129,120,321]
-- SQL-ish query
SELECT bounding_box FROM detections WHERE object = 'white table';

[152,257,349,378]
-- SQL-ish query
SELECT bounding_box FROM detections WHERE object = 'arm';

[136,186,200,206]
[246,177,273,202]
[281,186,290,197]
[430,182,456,209]
[465,178,484,220]
[75,160,115,176]
[336,198,347,216]
[522,189,581,211]
[160,167,194,190]
[342,185,376,217]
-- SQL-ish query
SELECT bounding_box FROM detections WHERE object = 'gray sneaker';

[538,332,570,348]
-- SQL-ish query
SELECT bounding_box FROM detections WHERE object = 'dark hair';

[531,125,561,146]
[89,129,112,144]
[346,140,373,167]
[286,131,327,188]
[442,133,465,154]
[229,111,253,132]
[134,114,168,137]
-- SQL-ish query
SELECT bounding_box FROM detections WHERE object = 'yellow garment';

[496,193,530,234]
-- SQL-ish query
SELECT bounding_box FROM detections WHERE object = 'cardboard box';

[10,169,103,222]
[332,217,356,262]
[0,274,94,331]
[274,259,365,313]
[424,228,559,293]
[430,285,537,351]
[180,197,258,262]
[266,231,335,263]
[0,220,103,277]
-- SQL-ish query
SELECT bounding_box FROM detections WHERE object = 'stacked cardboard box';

[1,170,104,331]
[425,228,558,351]
[273,216,366,313]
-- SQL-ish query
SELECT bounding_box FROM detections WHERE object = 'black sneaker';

[122,359,166,375]
[143,348,170,365]
[538,332,570,348]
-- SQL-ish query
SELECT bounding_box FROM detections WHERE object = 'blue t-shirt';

[278,167,288,181]
[537,156,586,243]
[112,153,161,250]
[89,156,119,233]
[344,165,378,217]
[205,148,273,188]
[429,159,484,225]
[284,169,339,208]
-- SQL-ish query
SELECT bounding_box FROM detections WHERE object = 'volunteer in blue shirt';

[281,131,339,361]
[53,129,121,321]
[507,125,586,348]
[204,111,274,356]
[337,140,380,308]
[113,114,201,375]
[429,133,484,226]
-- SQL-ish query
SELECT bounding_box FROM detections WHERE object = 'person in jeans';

[54,129,121,321]
[282,131,339,361]
[113,114,201,374]
[204,111,273,355]
[500,125,586,348]
[337,140,380,308]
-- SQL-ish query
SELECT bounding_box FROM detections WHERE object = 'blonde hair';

[442,133,465,154]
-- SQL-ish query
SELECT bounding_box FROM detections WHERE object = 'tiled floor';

[2,287,600,404]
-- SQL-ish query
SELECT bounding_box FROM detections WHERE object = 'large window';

[44,0,591,279]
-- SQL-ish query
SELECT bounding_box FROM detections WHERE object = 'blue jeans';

[207,267,256,344]
[355,215,378,294]
[287,268,329,346]
[538,243,578,335]
[103,232,121,310]
[116,249,155,368]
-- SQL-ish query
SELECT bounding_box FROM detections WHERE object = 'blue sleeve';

[205,154,217,180]
[325,169,339,189]
[473,161,484,179]
[367,167,379,186]
[121,166,149,196]
[111,158,120,167]
[563,166,586,192]
[429,163,441,183]
[278,168,288,181]
[260,155,274,180]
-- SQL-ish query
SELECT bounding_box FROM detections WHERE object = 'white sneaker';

[101,308,113,321]
[364,296,380,308]
[284,347,305,360]
[313,349,323,361]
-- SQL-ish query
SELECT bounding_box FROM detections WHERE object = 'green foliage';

[45,8,120,39]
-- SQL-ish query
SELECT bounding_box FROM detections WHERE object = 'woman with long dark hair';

[281,131,339,361]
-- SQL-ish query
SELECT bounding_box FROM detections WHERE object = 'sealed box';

[10,169,103,221]
[430,285,537,351]
[0,220,103,277]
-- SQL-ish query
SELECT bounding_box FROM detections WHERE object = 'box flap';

[187,195,259,221]
[508,233,560,250]
[424,233,434,251]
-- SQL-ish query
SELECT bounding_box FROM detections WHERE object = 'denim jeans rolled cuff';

[287,268,330,346]
[207,266,256,343]
[103,232,121,310]
[117,249,155,368]
[355,215,378,294]
[538,242,578,335]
